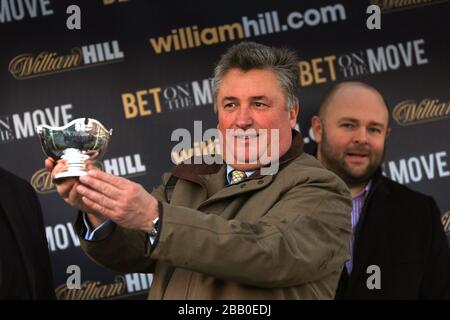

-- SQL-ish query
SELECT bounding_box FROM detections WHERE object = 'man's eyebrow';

[222,96,238,101]
[250,96,268,100]
[223,96,269,100]
[338,117,358,123]
[368,121,385,128]
[338,117,385,128]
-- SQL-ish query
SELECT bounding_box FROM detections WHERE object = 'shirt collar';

[353,180,373,200]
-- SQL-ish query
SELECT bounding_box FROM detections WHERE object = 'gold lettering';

[121,93,138,119]
[8,49,82,79]
[218,23,244,42]
[55,279,125,300]
[149,88,162,113]
[200,27,219,46]
[171,139,220,164]
[122,88,162,119]
[136,90,152,116]
[298,56,337,87]
[30,169,55,194]
[392,99,450,126]
[298,61,313,87]
[324,55,337,81]
[442,212,450,233]
[432,101,443,117]
[375,0,433,11]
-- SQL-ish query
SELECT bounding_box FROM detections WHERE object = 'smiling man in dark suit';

[0,167,55,299]
[311,81,450,299]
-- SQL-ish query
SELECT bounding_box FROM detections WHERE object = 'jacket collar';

[351,167,390,275]
[362,168,387,201]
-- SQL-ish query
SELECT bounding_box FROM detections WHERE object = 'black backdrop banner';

[1,0,449,300]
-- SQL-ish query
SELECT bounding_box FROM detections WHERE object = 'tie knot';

[230,169,246,184]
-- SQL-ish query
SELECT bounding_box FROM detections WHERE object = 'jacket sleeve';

[75,173,170,274]
[419,197,450,299]
[151,175,352,288]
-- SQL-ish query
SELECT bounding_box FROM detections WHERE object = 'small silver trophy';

[36,118,112,180]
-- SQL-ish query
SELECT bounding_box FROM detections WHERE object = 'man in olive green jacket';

[47,42,352,299]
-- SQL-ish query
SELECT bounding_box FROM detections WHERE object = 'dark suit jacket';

[335,170,450,299]
[0,168,55,299]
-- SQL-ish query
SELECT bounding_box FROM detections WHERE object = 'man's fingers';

[81,196,113,218]
[86,169,126,189]
[79,174,121,199]
[76,184,116,211]
[56,178,78,198]
[45,157,55,171]
[67,181,81,204]
[51,162,68,180]
[86,163,98,170]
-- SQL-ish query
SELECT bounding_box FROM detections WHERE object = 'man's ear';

[289,104,300,128]
[386,127,391,139]
[311,115,323,144]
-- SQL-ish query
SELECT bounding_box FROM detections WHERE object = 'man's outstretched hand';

[45,157,158,232]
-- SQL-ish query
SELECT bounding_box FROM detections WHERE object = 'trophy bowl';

[36,118,112,180]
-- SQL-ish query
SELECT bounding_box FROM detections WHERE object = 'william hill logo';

[55,273,152,300]
[370,0,444,12]
[9,40,124,79]
[392,98,450,126]
[31,153,146,194]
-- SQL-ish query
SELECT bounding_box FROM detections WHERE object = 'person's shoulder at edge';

[0,166,32,190]
[379,174,440,215]
[279,152,350,194]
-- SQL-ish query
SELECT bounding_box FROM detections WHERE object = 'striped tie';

[230,170,246,184]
